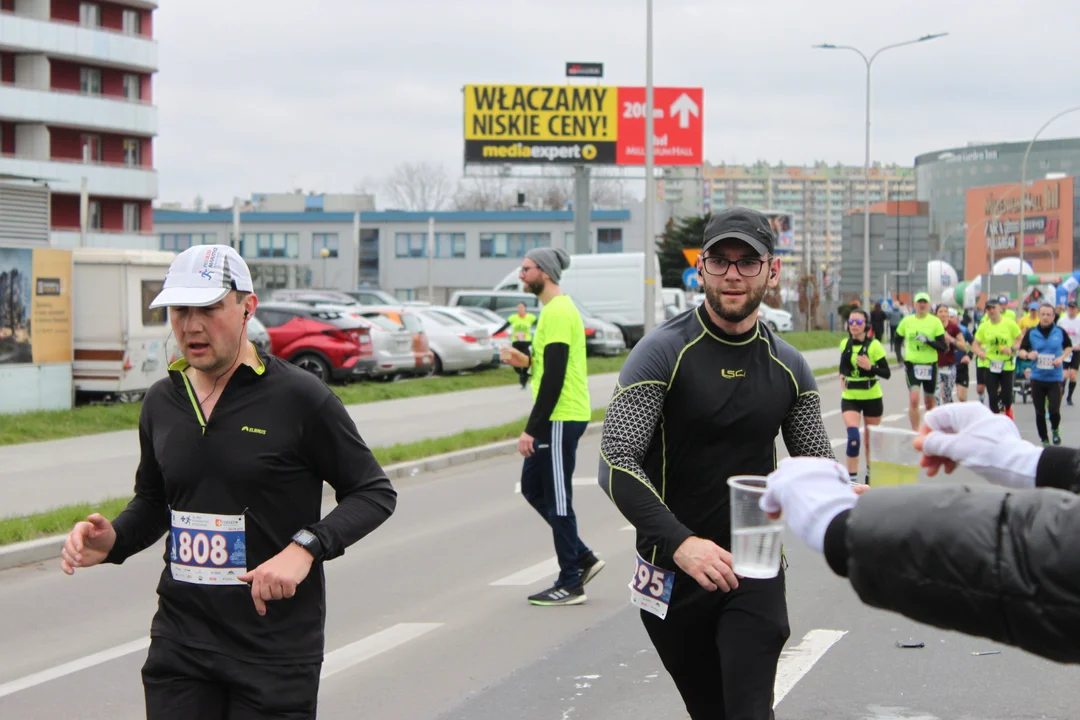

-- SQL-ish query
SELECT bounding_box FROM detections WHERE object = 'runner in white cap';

[60,245,397,719]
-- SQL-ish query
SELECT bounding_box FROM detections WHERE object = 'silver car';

[575,300,627,356]
[439,306,511,365]
[307,302,415,379]
[414,308,493,374]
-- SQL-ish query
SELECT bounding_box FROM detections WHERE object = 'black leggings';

[1032,380,1062,441]
[641,570,790,719]
[986,370,1014,414]
[512,340,532,387]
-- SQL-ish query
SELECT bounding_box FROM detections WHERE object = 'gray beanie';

[525,247,571,283]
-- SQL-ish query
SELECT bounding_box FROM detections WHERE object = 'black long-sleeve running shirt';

[105,349,397,664]
[599,305,834,609]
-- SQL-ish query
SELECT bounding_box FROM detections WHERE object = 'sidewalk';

[0,347,836,518]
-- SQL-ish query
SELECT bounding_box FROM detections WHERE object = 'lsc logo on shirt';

[721,369,746,379]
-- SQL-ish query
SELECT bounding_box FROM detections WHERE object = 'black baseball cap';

[1069,301,1078,308]
[702,207,776,257]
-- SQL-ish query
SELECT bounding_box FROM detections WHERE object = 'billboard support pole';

[1018,105,1080,303]
[573,166,590,254]
[643,0,657,334]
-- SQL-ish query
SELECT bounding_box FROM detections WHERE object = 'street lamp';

[814,32,948,309]
[1017,105,1080,301]
[320,247,330,288]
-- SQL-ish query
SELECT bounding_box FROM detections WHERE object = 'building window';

[123,74,140,101]
[88,200,102,230]
[81,134,102,162]
[479,232,551,258]
[79,2,101,27]
[141,281,166,326]
[395,232,428,258]
[160,233,218,251]
[123,203,140,232]
[122,139,140,167]
[435,232,466,258]
[597,228,623,254]
[395,288,415,301]
[240,233,299,259]
[313,233,339,258]
[80,68,102,95]
[121,9,141,35]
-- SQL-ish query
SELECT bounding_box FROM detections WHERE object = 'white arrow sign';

[669,93,699,129]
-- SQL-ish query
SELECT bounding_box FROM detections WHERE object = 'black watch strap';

[291,528,323,561]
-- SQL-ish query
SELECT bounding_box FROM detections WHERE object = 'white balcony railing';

[0,12,157,72]
[50,230,158,250]
[0,84,157,135]
[0,155,157,199]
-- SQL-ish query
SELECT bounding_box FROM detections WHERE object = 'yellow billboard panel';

[465,84,618,142]
[31,248,73,364]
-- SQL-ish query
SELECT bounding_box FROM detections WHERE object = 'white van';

[493,252,665,346]
[71,248,177,402]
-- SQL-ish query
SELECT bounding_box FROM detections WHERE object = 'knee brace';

[846,426,861,458]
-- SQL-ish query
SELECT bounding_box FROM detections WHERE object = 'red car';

[254,301,375,383]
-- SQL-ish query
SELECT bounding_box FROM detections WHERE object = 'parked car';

[354,305,436,376]
[448,290,540,319]
[440,306,511,364]
[310,303,416,380]
[246,314,272,356]
[759,304,794,332]
[253,301,375,383]
[575,300,627,357]
[340,287,399,306]
[412,307,493,374]
[269,289,360,306]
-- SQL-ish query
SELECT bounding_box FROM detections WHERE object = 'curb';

[0,421,607,573]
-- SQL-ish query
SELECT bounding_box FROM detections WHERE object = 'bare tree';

[452,177,515,211]
[381,162,455,211]
[524,175,629,210]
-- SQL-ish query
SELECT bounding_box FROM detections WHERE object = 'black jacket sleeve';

[599,334,694,558]
[1020,331,1033,352]
[301,393,397,561]
[525,342,568,438]
[925,333,948,351]
[1035,446,1080,493]
[867,355,892,379]
[823,485,1080,664]
[106,397,171,564]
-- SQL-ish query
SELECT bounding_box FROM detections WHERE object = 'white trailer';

[71,247,176,402]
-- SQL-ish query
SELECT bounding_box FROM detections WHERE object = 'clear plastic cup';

[867,426,921,487]
[727,475,783,579]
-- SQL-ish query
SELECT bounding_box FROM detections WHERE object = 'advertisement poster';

[0,246,72,365]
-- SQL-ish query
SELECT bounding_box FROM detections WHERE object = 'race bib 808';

[169,510,247,586]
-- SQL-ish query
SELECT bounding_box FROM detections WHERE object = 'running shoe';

[528,584,585,606]
[579,553,606,586]
[1054,431,1062,446]
[1005,407,1015,421]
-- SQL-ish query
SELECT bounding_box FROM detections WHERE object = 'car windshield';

[363,314,404,332]
[422,311,465,327]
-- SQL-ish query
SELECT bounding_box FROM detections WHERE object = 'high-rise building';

[661,161,916,266]
[0,0,157,249]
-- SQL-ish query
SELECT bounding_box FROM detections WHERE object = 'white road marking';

[882,414,907,423]
[821,409,841,419]
[321,623,443,680]
[514,477,596,494]
[773,629,848,708]
[0,637,151,699]
[490,556,560,586]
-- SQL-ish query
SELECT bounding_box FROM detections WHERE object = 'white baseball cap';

[149,244,254,308]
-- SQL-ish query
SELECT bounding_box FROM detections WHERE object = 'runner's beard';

[525,278,545,296]
[705,281,768,324]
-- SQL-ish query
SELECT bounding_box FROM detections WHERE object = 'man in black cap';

[598,207,836,719]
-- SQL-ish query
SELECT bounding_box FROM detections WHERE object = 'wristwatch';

[291,528,323,561]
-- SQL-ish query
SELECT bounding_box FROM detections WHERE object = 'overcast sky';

[153,0,1080,208]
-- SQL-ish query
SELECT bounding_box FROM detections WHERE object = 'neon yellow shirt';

[508,313,536,342]
[839,337,886,401]
[896,313,946,365]
[532,295,591,422]
[975,318,1022,371]
[1019,314,1040,331]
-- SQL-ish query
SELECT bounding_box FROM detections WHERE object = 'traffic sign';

[616,87,704,166]
[682,267,700,289]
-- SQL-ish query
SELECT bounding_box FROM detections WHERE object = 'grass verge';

[0,354,630,447]
[0,406,610,546]
[813,365,840,378]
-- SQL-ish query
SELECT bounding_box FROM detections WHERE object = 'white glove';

[920,403,1043,489]
[760,457,858,554]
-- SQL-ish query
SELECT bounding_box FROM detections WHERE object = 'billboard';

[463,84,703,166]
[964,177,1075,278]
[0,247,72,365]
